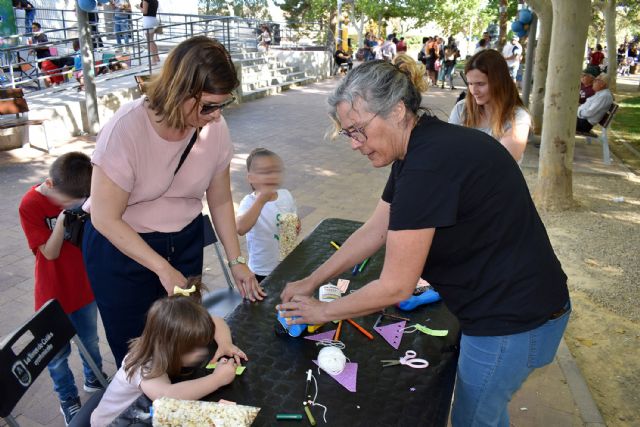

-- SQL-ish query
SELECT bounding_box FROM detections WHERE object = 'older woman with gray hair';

[278,60,570,426]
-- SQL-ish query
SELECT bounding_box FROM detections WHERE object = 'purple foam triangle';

[313,361,358,392]
[304,330,337,342]
[374,320,406,350]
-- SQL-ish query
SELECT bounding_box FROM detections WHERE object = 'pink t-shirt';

[87,98,233,233]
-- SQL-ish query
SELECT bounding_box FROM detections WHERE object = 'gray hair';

[327,60,422,131]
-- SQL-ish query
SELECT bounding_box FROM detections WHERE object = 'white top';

[91,361,144,427]
[502,42,522,67]
[238,189,297,276]
[577,88,614,125]
[380,41,396,61]
[448,100,531,139]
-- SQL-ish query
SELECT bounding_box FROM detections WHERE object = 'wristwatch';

[228,256,247,268]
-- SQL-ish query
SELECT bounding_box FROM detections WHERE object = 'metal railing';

[0,8,327,92]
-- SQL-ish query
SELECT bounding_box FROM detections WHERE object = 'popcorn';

[152,397,260,427]
[278,213,299,260]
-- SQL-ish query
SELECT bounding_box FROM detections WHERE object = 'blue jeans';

[47,302,103,403]
[451,302,571,427]
[114,15,130,45]
[25,9,36,33]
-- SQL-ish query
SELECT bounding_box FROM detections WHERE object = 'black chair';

[0,299,108,427]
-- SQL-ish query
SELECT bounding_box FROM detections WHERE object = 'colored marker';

[358,258,370,273]
[346,318,374,340]
[330,241,341,251]
[334,320,343,341]
[276,414,303,420]
[351,264,360,275]
[304,404,317,426]
[304,369,312,401]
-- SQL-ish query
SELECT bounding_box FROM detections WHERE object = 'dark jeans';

[82,215,204,367]
[576,117,594,133]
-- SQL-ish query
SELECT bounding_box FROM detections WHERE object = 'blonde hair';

[392,54,428,93]
[463,49,526,139]
[145,36,239,131]
[124,277,214,381]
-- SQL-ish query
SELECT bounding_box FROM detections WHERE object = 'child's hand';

[214,344,247,366]
[256,189,277,204]
[211,358,237,386]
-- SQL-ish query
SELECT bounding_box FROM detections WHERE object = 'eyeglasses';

[338,113,378,143]
[200,96,236,115]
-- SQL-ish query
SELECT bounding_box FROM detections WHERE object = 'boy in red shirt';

[18,152,104,426]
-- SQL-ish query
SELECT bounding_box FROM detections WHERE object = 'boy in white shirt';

[236,148,299,283]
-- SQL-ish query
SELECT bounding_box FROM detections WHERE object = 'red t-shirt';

[590,51,605,66]
[18,186,94,314]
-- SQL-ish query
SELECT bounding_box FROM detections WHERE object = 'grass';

[610,93,640,173]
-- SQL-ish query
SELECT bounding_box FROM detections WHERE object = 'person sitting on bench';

[576,73,613,133]
[335,48,353,72]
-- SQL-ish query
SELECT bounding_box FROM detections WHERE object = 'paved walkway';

[0,75,614,426]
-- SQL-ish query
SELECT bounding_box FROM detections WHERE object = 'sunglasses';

[200,96,236,115]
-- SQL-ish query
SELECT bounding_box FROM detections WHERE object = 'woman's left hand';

[231,264,266,302]
[276,295,329,325]
[213,343,248,366]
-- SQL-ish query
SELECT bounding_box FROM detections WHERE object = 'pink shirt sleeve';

[92,118,136,193]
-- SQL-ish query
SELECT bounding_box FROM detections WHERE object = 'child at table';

[90,277,247,427]
[236,148,300,283]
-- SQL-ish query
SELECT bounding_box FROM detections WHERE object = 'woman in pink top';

[82,36,264,368]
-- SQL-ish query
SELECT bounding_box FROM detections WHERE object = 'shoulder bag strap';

[174,128,200,176]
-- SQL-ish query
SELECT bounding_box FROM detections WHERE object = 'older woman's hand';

[276,295,328,325]
[280,277,317,303]
[231,264,266,302]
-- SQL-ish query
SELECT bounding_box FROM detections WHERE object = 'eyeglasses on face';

[338,112,378,143]
[200,95,236,115]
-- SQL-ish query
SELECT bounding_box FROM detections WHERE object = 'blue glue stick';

[277,312,307,337]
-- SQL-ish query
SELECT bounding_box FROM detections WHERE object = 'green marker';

[358,257,370,273]
[276,413,303,420]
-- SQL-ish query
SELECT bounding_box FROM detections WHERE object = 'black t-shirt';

[142,0,158,16]
[32,33,50,59]
[381,115,569,336]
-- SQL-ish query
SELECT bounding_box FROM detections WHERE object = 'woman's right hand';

[157,264,187,295]
[211,358,237,386]
[280,276,317,303]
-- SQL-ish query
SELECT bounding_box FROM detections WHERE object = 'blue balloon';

[97,0,110,4]
[519,9,533,25]
[77,0,97,12]
[511,21,524,33]
[517,30,527,38]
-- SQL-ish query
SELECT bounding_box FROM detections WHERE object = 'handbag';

[154,17,163,34]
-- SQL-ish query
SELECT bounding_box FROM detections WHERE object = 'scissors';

[381,350,429,369]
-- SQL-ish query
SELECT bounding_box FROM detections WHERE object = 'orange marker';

[346,318,374,340]
[334,320,343,341]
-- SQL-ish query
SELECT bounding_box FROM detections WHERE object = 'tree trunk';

[603,0,617,92]
[533,0,591,211]
[349,11,367,48]
[498,0,508,49]
[528,0,552,134]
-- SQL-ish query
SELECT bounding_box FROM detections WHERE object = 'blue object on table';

[277,312,307,337]
[397,288,442,311]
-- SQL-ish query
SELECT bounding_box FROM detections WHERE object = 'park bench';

[0,88,50,152]
[577,102,618,165]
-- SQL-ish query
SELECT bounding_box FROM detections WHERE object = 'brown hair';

[246,147,280,172]
[49,152,92,198]
[145,36,239,131]
[124,277,215,381]
[463,49,526,139]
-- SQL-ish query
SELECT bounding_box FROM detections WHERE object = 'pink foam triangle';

[374,320,406,349]
[313,361,358,392]
[303,330,337,342]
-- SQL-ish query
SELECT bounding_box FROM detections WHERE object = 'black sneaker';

[60,397,81,426]
[83,372,107,393]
